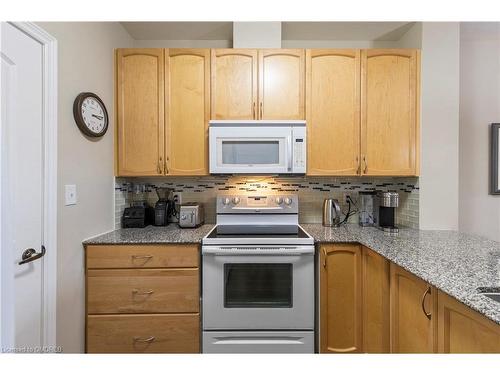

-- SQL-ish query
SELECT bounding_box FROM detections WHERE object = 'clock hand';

[92,114,104,120]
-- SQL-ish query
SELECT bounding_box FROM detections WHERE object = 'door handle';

[356,155,360,175]
[363,155,368,174]
[260,102,263,119]
[132,289,154,295]
[253,102,256,119]
[19,246,46,265]
[421,286,432,320]
[287,136,293,172]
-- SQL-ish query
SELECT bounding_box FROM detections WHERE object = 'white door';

[1,22,48,352]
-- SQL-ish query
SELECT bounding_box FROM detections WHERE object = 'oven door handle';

[202,247,314,256]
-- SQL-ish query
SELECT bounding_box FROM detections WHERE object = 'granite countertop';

[83,223,500,325]
[83,224,215,245]
[302,224,500,325]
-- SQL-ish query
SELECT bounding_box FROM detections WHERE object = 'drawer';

[87,314,200,353]
[86,244,199,269]
[87,269,199,314]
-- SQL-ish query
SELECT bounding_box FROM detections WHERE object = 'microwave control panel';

[292,126,306,173]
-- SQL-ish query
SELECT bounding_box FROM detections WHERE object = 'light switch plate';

[65,184,77,206]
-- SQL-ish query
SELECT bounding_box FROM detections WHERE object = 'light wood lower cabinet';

[87,268,199,314]
[87,314,199,353]
[320,244,363,353]
[362,246,390,353]
[390,264,437,353]
[320,245,500,354]
[437,291,500,353]
[85,244,200,353]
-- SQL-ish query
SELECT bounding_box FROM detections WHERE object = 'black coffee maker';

[375,191,399,233]
[154,187,173,226]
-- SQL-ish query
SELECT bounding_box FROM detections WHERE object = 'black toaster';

[122,206,154,228]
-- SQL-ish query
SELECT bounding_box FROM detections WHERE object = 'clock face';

[81,97,106,134]
[73,93,108,137]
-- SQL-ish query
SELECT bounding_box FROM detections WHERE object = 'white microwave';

[209,120,306,174]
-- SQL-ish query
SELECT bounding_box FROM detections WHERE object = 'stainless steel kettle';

[323,198,341,227]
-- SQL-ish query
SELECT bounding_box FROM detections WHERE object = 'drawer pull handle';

[133,336,155,343]
[131,255,153,260]
[132,289,154,295]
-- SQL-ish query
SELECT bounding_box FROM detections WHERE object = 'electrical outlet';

[173,192,182,205]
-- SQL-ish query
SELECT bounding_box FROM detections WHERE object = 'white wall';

[233,22,281,48]
[36,22,133,353]
[459,23,500,241]
[133,39,231,48]
[398,22,460,230]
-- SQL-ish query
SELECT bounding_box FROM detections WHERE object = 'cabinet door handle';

[421,286,432,320]
[132,289,154,295]
[322,248,327,268]
[165,156,169,174]
[252,102,256,119]
[158,157,163,174]
[356,156,360,175]
[260,102,263,119]
[363,155,368,174]
[133,336,155,343]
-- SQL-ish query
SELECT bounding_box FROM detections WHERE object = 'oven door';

[202,246,314,330]
[209,126,293,174]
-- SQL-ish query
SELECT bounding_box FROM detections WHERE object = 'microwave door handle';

[287,136,293,172]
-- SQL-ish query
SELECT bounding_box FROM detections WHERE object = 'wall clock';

[73,92,109,137]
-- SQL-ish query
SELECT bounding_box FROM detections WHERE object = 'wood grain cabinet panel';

[211,49,258,119]
[361,49,420,176]
[86,244,199,269]
[320,244,363,353]
[438,291,500,353]
[115,49,164,176]
[166,49,210,175]
[390,264,436,353]
[259,49,305,120]
[85,244,201,353]
[87,314,199,353]
[362,246,390,353]
[87,269,199,314]
[306,49,360,175]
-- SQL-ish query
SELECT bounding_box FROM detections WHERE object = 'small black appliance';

[154,187,173,226]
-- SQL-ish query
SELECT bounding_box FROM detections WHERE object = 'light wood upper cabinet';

[361,49,420,176]
[116,49,165,176]
[437,291,500,353]
[259,49,305,120]
[306,49,360,175]
[362,246,390,353]
[211,49,258,119]
[320,244,363,353]
[390,264,436,353]
[166,49,210,175]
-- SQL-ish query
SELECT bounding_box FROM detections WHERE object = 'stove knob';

[284,197,293,205]
[275,197,283,205]
[232,197,240,205]
[222,197,231,205]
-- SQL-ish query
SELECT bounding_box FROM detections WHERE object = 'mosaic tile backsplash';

[115,176,419,229]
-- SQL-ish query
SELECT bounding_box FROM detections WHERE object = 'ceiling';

[120,22,414,41]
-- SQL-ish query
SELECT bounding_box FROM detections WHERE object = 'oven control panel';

[217,194,298,214]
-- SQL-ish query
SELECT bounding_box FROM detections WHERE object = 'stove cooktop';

[202,224,314,246]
